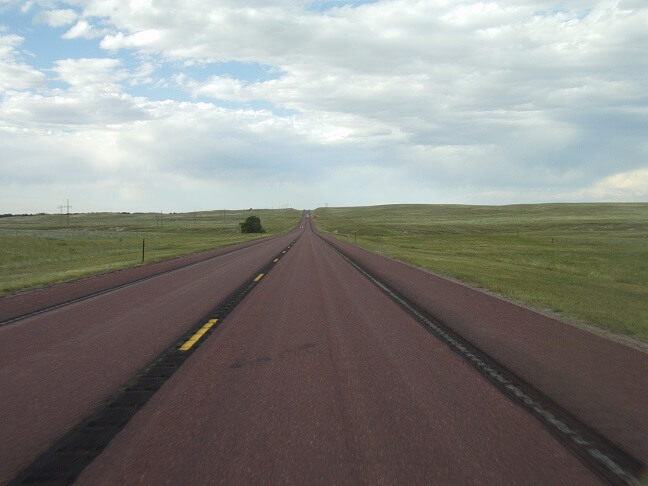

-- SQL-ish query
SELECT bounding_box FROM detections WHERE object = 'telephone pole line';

[57,204,64,227]
[58,199,72,228]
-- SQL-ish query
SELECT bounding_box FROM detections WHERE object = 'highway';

[1,214,646,485]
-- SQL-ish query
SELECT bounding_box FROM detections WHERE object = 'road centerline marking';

[180,319,219,351]
[8,234,302,485]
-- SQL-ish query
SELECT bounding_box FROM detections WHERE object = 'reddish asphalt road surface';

[1,217,647,484]
[0,230,300,483]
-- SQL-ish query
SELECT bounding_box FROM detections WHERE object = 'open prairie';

[0,209,301,294]
[313,203,648,342]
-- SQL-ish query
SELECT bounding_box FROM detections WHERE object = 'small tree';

[239,215,266,233]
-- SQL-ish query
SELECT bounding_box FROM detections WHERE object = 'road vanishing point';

[1,213,646,485]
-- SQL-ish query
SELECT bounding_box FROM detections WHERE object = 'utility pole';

[58,199,72,228]
[66,199,71,228]
[57,204,64,227]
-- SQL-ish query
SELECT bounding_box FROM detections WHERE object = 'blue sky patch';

[3,2,286,105]
[179,61,283,84]
[306,0,378,13]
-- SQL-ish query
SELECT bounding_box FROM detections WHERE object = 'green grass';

[313,203,648,342]
[0,209,300,294]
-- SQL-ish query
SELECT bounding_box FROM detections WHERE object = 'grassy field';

[313,203,648,343]
[0,209,301,294]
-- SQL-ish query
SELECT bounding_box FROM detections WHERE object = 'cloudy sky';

[1,0,646,213]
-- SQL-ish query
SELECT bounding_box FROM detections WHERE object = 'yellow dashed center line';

[179,319,218,351]
[178,250,285,353]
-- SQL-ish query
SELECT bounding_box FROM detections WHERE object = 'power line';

[57,199,72,228]
[57,204,64,227]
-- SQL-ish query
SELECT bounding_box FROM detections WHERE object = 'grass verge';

[313,203,648,343]
[0,209,300,294]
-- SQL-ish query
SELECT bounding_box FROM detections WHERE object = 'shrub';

[239,215,266,233]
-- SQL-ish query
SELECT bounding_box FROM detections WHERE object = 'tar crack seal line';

[8,237,300,486]
[319,234,644,486]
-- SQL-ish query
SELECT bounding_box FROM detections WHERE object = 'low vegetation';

[239,215,266,233]
[0,209,300,294]
[313,203,648,343]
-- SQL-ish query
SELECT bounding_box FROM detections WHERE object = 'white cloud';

[0,34,45,91]
[587,168,648,200]
[34,8,77,27]
[101,28,161,49]
[441,2,503,26]
[0,90,148,127]
[63,19,106,39]
[52,57,127,92]
[0,0,647,211]
[20,1,34,14]
[128,60,156,86]
[183,75,249,101]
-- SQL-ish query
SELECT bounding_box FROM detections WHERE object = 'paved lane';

[319,232,648,466]
[0,229,300,483]
[76,225,600,484]
[0,236,280,325]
